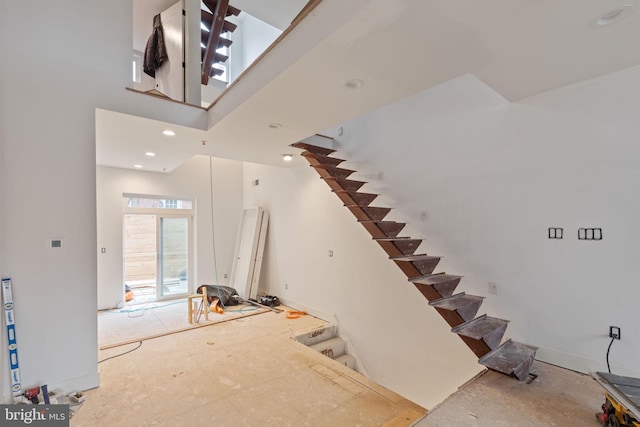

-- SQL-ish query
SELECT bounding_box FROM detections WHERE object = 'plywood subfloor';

[93,302,606,427]
[76,309,426,427]
[412,360,604,427]
[98,298,268,348]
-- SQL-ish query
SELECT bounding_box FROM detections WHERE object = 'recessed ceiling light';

[589,4,636,28]
[268,123,282,129]
[163,130,175,136]
[282,154,293,162]
[145,152,156,157]
[134,164,143,168]
[345,79,364,90]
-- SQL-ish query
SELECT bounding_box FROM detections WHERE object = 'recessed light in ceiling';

[145,152,156,157]
[589,4,636,28]
[282,154,293,162]
[344,79,364,90]
[269,123,282,129]
[134,164,143,168]
[163,130,175,136]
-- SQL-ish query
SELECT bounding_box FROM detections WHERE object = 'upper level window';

[125,195,193,210]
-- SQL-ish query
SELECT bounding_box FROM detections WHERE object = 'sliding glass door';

[158,216,189,299]
[123,194,194,303]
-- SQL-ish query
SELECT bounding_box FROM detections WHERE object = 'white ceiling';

[99,0,640,173]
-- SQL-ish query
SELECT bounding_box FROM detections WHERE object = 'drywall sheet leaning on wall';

[229,207,269,299]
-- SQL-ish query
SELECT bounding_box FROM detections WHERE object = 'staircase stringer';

[291,138,538,381]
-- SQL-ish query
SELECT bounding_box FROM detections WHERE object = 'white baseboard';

[535,345,640,377]
[272,296,334,323]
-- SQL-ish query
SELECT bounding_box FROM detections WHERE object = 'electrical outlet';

[609,326,621,340]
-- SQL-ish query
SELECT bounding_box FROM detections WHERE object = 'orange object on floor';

[210,297,224,314]
[125,291,134,302]
[286,310,307,319]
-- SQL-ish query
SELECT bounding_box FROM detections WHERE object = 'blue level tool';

[2,278,22,400]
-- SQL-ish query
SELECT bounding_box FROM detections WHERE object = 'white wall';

[242,161,483,409]
[0,0,207,399]
[243,66,640,408]
[335,69,640,378]
[228,14,282,83]
[96,156,243,309]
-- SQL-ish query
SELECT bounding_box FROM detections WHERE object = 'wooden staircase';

[201,0,241,84]
[291,139,537,381]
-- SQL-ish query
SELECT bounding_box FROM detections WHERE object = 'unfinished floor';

[414,361,603,426]
[78,308,425,426]
[83,306,606,427]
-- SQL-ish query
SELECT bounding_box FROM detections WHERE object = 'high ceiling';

[99,0,640,173]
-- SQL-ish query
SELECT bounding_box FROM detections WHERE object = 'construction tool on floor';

[592,372,640,427]
[232,295,282,313]
[259,295,280,307]
[2,278,23,401]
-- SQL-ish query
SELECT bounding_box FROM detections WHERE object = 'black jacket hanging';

[143,14,168,78]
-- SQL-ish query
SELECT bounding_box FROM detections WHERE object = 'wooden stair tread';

[209,67,224,77]
[429,293,484,310]
[323,177,367,185]
[452,314,509,339]
[430,292,485,327]
[310,164,356,178]
[359,220,402,224]
[217,37,232,48]
[340,190,378,208]
[322,177,366,192]
[373,237,412,241]
[392,254,441,277]
[478,339,538,381]
[360,221,406,238]
[390,254,439,262]
[335,190,377,196]
[214,52,228,63]
[344,206,391,221]
[346,206,389,218]
[291,142,336,155]
[301,152,345,166]
[227,4,241,16]
[411,274,462,301]
[201,32,233,48]
[222,20,237,32]
[410,274,463,285]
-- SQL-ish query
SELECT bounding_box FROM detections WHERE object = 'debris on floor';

[14,385,85,417]
[124,284,134,302]
[286,310,307,319]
